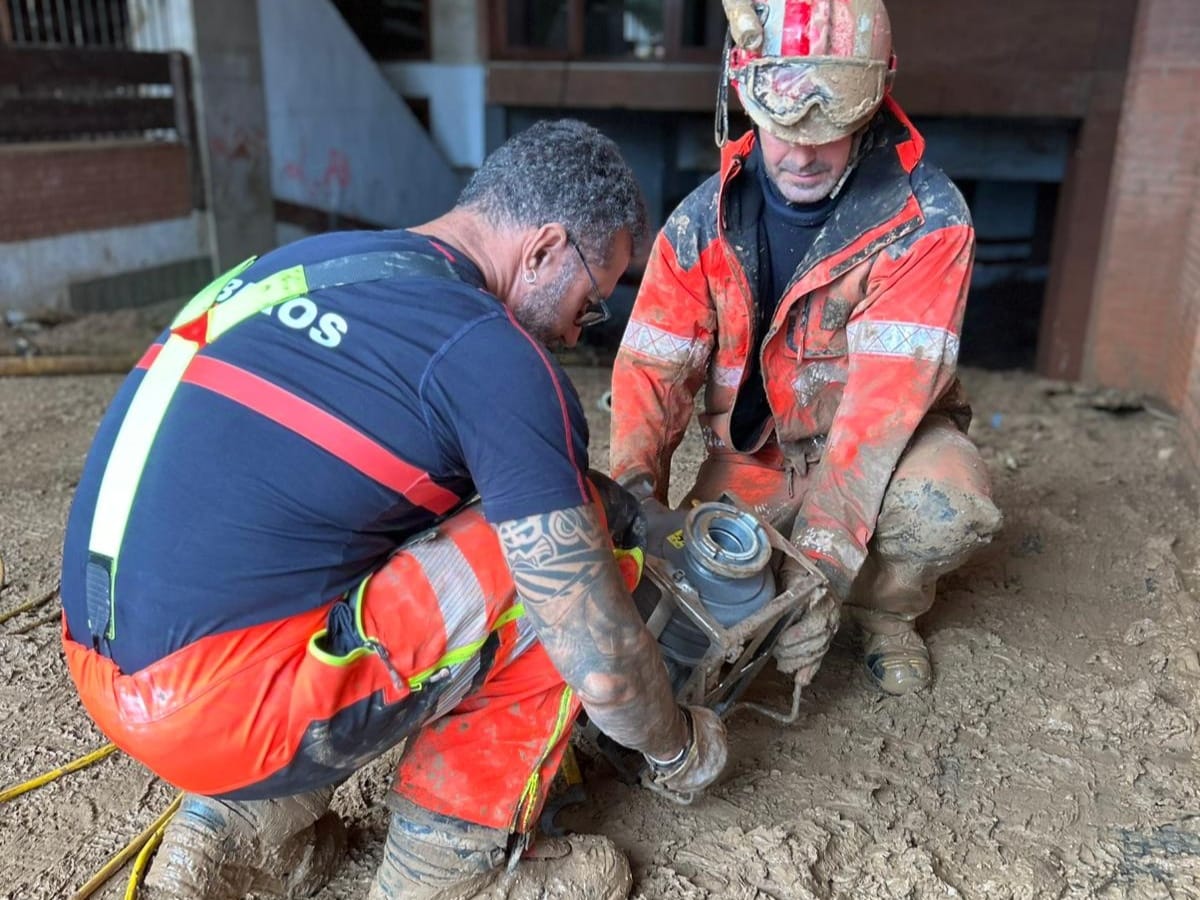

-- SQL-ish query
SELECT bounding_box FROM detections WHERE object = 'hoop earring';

[523,269,537,285]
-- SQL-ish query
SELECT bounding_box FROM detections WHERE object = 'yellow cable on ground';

[72,792,182,900]
[0,742,118,803]
[124,793,183,900]
[0,584,59,626]
[10,610,62,636]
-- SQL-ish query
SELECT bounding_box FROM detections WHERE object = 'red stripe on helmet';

[782,0,814,56]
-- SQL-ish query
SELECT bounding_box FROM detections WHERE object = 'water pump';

[571,496,828,807]
[633,498,826,722]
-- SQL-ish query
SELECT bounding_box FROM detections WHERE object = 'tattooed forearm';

[497,503,687,758]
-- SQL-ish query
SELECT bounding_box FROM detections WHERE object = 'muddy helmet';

[717,0,895,146]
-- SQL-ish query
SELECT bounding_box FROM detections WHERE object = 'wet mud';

[1,361,1198,898]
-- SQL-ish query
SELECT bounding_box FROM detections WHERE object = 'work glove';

[609,473,688,554]
[588,469,647,552]
[644,706,728,797]
[637,495,683,551]
[772,556,841,685]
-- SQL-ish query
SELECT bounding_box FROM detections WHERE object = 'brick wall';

[891,0,1141,382]
[891,0,1135,118]
[1085,0,1200,406]
[1181,185,1200,472]
[0,141,192,244]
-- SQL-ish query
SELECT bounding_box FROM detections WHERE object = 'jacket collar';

[718,96,927,284]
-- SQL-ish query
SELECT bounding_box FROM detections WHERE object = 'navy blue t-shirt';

[61,230,591,672]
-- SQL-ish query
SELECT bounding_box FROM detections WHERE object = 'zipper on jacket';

[716,154,759,398]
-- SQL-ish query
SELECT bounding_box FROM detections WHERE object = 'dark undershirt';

[729,150,839,449]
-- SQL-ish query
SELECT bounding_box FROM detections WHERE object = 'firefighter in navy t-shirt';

[60,120,728,900]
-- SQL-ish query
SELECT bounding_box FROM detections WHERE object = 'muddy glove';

[638,495,683,551]
[588,469,647,552]
[616,475,684,552]
[773,557,841,685]
[644,706,728,797]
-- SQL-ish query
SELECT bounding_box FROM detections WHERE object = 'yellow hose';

[6,742,183,899]
[124,794,183,900]
[0,743,118,803]
[71,793,182,900]
[0,584,59,626]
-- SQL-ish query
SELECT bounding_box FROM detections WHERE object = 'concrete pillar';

[129,0,275,268]
[1180,202,1200,473]
[188,0,276,268]
[431,0,485,63]
[1035,1,1139,381]
[1083,0,1200,404]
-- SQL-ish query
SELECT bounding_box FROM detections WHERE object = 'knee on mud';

[873,477,1002,568]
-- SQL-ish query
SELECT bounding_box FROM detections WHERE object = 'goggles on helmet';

[734,56,890,136]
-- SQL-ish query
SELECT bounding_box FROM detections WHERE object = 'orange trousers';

[64,505,578,832]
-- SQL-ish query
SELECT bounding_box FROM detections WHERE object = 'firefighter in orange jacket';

[611,0,1002,695]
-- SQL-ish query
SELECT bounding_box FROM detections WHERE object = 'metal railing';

[1,0,131,47]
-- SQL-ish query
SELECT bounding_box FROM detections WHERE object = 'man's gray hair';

[457,119,648,260]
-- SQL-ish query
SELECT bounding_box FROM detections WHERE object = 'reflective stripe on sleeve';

[621,320,704,366]
[712,364,742,388]
[846,321,959,364]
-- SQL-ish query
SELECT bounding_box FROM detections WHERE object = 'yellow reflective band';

[170,257,257,329]
[407,638,488,688]
[492,603,525,629]
[90,335,199,561]
[306,630,376,667]
[205,265,309,341]
[407,603,527,689]
[87,334,203,638]
[353,578,371,635]
[516,685,576,833]
[613,546,645,586]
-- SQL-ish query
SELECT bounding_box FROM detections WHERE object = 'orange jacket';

[611,97,973,594]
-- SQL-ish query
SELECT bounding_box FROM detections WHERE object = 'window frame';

[490,0,725,63]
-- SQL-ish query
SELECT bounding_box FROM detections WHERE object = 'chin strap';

[715,31,733,148]
[827,127,871,201]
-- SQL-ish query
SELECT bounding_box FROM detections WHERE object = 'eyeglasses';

[567,236,611,328]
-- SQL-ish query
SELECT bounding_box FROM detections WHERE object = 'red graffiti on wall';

[281,146,353,205]
[209,120,268,162]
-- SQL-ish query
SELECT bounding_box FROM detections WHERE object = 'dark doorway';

[916,117,1074,371]
[956,178,1060,370]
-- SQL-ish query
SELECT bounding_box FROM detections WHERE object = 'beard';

[512,263,576,350]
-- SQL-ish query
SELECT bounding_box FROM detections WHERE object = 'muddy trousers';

[63,505,581,840]
[684,415,1002,634]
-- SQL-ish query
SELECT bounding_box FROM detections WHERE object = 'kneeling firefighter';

[58,120,727,900]
[612,0,1003,696]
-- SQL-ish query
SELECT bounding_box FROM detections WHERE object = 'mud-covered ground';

[1,312,1199,898]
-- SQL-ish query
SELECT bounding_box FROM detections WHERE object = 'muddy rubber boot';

[251,811,347,898]
[370,796,631,900]
[143,789,342,900]
[141,795,259,900]
[862,627,931,695]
